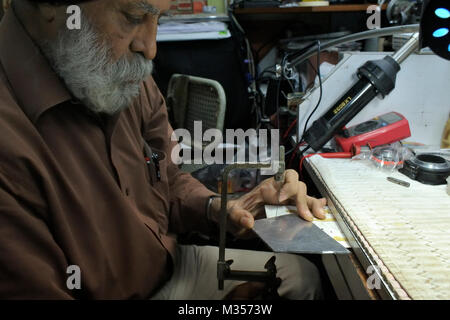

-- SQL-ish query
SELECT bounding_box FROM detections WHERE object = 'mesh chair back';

[168,74,226,137]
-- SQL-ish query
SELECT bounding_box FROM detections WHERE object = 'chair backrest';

[167,74,226,136]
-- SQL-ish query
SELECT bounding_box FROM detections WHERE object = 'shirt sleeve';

[0,170,74,299]
[140,77,217,235]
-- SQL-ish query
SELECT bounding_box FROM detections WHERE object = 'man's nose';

[130,20,158,60]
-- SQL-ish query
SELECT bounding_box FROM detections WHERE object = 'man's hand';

[210,169,327,236]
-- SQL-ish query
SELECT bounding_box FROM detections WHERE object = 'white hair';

[41,13,154,115]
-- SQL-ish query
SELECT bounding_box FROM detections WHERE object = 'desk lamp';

[420,0,450,60]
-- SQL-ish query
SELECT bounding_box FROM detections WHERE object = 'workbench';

[304,155,450,299]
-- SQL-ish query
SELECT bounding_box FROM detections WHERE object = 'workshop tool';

[217,146,285,297]
[387,176,411,188]
[399,153,450,185]
[300,0,449,152]
[303,32,419,151]
[334,112,411,153]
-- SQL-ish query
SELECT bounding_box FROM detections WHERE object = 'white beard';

[41,14,154,115]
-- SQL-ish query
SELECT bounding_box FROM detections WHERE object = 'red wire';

[283,119,298,139]
[288,141,306,169]
[298,152,353,180]
[298,154,315,180]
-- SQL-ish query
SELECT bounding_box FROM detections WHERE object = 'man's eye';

[125,13,145,25]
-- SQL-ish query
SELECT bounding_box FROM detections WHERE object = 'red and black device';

[334,112,411,152]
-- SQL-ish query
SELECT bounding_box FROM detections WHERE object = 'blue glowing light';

[435,8,450,19]
[448,44,450,52]
[433,28,449,38]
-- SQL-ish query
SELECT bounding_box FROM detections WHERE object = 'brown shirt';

[0,9,215,299]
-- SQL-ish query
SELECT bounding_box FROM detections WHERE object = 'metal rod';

[226,270,274,282]
[387,176,411,187]
[391,32,420,64]
[218,162,272,264]
[288,24,420,69]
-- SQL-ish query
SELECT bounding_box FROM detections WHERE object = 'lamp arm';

[287,24,420,70]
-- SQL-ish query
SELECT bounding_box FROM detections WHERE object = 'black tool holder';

[217,149,285,299]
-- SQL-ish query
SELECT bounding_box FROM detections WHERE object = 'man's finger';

[295,182,313,221]
[229,208,255,230]
[278,169,299,202]
[307,196,327,219]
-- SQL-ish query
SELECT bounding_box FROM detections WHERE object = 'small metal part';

[275,64,282,79]
[274,146,285,218]
[392,32,419,64]
[387,176,410,187]
[274,146,285,183]
[287,93,305,111]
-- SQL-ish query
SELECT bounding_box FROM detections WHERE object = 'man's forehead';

[119,0,170,13]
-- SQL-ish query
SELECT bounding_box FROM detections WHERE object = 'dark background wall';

[153,37,253,130]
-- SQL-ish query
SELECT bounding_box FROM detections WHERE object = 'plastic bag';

[352,142,414,172]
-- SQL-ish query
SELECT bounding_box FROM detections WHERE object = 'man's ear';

[37,3,57,22]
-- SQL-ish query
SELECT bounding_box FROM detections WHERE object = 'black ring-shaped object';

[399,153,450,185]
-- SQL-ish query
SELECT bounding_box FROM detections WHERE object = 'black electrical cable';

[257,40,318,81]
[286,40,323,159]
[258,68,295,92]
[301,40,323,144]
[257,38,320,129]
[276,54,289,131]
[306,60,319,90]
[257,64,278,80]
[285,40,325,172]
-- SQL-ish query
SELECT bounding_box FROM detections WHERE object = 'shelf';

[234,3,387,15]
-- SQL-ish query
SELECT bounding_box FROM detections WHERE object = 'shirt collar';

[0,8,72,124]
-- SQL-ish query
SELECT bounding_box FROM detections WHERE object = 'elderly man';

[0,0,327,299]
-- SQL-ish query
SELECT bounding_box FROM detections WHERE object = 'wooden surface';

[234,3,387,15]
